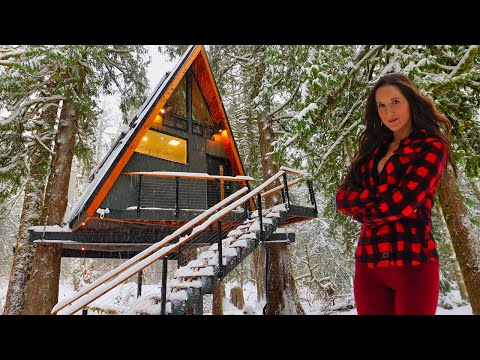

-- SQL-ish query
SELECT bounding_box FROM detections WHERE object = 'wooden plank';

[261,177,303,198]
[122,171,254,182]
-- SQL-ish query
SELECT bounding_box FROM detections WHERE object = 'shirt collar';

[381,127,427,146]
[375,128,427,156]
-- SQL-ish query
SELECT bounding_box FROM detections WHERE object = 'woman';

[336,73,457,315]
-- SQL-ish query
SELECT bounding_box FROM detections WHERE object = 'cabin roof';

[64,45,245,230]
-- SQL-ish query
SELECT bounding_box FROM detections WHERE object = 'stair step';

[133,202,294,315]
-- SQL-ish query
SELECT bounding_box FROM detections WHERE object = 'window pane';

[135,130,187,164]
[165,76,187,118]
[192,76,214,126]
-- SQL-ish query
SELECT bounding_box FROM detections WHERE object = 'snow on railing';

[52,187,249,315]
[53,167,306,315]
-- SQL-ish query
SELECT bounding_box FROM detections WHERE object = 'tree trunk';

[23,243,62,315]
[3,177,44,314]
[252,247,265,302]
[212,281,224,315]
[23,98,79,315]
[42,98,78,225]
[437,204,469,301]
[438,169,480,314]
[230,286,245,309]
[266,243,305,314]
[256,112,304,315]
[3,86,57,315]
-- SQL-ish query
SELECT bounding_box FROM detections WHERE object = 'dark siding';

[100,127,231,213]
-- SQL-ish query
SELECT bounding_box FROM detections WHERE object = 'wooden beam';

[122,171,254,182]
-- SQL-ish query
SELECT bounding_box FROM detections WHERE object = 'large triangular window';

[192,76,214,126]
[164,76,187,118]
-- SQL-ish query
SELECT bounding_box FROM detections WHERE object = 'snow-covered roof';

[64,46,196,227]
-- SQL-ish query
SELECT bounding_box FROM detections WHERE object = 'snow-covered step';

[158,203,292,315]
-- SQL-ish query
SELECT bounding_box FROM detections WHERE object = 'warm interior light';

[142,136,148,141]
[81,222,86,226]
[160,108,165,114]
[218,128,223,133]
[81,247,85,251]
[221,130,228,137]
[154,114,162,123]
[135,130,187,163]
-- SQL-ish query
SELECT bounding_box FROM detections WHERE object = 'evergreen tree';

[0,45,150,314]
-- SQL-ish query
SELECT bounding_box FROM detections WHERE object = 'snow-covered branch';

[1,95,65,126]
[33,132,56,155]
[268,81,301,118]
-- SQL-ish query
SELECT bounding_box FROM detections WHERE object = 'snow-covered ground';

[0,277,472,315]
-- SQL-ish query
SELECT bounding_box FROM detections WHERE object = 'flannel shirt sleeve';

[336,182,391,218]
[336,139,447,226]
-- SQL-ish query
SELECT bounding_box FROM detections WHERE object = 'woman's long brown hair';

[340,73,457,190]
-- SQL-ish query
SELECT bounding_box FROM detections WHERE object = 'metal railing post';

[307,180,318,214]
[137,175,143,214]
[257,193,263,247]
[161,257,168,315]
[175,177,180,217]
[217,220,223,280]
[282,173,290,210]
[137,269,143,298]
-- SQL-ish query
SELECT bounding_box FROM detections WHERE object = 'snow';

[52,187,250,314]
[28,224,72,232]
[2,47,478,317]
[64,280,467,316]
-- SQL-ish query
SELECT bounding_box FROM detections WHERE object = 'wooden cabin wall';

[100,125,234,212]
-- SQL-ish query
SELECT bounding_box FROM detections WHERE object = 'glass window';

[165,76,187,118]
[135,130,187,164]
[192,76,214,126]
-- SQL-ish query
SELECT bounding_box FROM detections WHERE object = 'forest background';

[0,45,478,315]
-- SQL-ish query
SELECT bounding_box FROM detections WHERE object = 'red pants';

[354,261,439,315]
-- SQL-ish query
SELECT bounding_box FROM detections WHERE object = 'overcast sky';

[147,46,175,92]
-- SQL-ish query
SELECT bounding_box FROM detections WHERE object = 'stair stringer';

[124,204,289,315]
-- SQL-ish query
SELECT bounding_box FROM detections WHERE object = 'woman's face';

[375,85,412,136]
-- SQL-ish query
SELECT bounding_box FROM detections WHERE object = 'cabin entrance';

[206,154,234,208]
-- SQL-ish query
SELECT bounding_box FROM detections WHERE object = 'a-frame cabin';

[30,45,256,259]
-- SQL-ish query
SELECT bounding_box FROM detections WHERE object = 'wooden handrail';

[261,177,303,198]
[123,171,254,182]
[279,166,307,177]
[59,169,290,315]
[53,167,306,315]
[51,187,249,315]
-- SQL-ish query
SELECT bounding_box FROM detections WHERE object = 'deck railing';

[51,166,315,315]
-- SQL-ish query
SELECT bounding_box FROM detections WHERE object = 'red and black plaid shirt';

[336,128,447,268]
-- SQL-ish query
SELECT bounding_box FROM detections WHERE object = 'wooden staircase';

[51,167,316,315]
[124,204,290,315]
